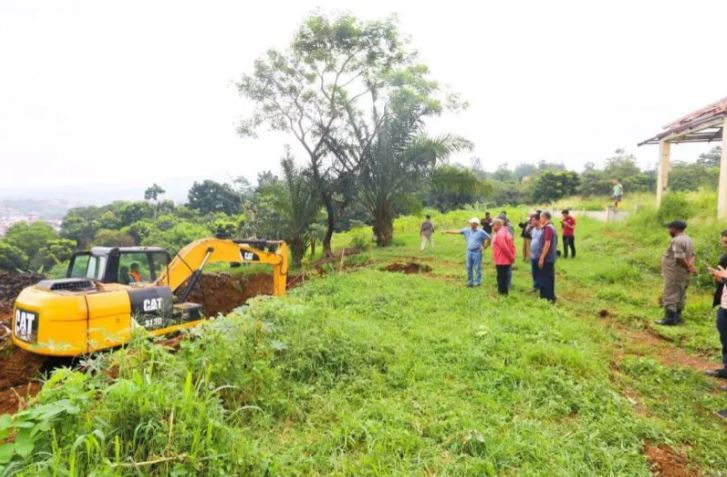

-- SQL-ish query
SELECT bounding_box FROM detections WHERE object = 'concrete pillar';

[656,140,671,206]
[718,117,727,219]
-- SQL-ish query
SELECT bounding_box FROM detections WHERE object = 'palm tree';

[360,105,471,246]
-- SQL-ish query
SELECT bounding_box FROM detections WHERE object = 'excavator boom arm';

[156,238,289,296]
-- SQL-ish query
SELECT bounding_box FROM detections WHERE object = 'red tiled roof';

[639,96,727,146]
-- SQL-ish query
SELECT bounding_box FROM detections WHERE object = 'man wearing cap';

[656,220,697,326]
[444,218,491,287]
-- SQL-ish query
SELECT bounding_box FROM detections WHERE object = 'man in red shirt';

[561,209,576,259]
[491,218,516,295]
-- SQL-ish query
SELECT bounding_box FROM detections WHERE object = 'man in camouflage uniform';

[656,220,697,326]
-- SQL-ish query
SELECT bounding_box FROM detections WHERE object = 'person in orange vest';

[129,263,142,283]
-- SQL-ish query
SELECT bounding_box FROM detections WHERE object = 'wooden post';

[718,117,727,219]
[656,140,671,206]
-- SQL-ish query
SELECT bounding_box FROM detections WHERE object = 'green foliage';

[142,221,212,255]
[144,183,165,202]
[4,221,58,267]
[656,192,694,224]
[29,238,76,273]
[93,229,136,247]
[531,170,580,203]
[0,241,28,271]
[347,227,372,251]
[187,180,241,215]
[669,161,719,192]
[427,165,490,211]
[120,201,153,226]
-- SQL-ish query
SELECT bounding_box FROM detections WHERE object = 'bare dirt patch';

[0,382,42,415]
[0,272,44,314]
[643,442,700,477]
[0,311,46,415]
[188,273,277,316]
[382,262,433,275]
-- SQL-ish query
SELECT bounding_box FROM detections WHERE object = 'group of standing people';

[430,209,576,302]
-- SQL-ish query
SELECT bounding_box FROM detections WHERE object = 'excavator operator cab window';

[117,251,170,285]
[68,253,107,280]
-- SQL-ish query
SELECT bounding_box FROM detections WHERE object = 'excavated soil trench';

[188,272,280,316]
[382,262,433,275]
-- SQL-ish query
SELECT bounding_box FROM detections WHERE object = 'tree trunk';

[309,239,316,258]
[289,236,306,268]
[372,201,395,247]
[322,203,335,257]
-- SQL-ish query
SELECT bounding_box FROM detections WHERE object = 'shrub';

[656,192,693,224]
[348,228,372,251]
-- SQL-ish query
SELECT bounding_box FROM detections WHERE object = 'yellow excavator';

[11,237,289,357]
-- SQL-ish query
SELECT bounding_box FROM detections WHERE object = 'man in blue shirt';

[444,217,491,287]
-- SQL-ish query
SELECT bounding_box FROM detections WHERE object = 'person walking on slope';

[656,220,697,326]
[529,213,543,293]
[420,215,435,251]
[492,218,516,295]
[537,212,558,302]
[444,217,490,288]
[612,179,624,208]
[561,209,576,258]
[706,229,727,381]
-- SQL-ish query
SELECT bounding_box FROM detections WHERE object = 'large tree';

[4,221,59,268]
[238,14,422,256]
[360,98,470,245]
[187,180,240,216]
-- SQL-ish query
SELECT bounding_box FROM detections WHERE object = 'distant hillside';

[0,198,73,221]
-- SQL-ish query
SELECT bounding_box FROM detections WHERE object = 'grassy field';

[2,198,727,476]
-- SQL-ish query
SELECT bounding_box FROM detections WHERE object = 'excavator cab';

[67,247,172,285]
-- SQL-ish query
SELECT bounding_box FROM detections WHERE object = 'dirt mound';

[382,262,432,275]
[0,382,42,415]
[0,310,46,415]
[643,442,700,477]
[188,273,276,316]
[0,272,45,315]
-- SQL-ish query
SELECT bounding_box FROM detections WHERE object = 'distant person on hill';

[656,220,697,326]
[444,217,490,288]
[491,218,516,295]
[612,179,624,208]
[537,212,558,302]
[481,212,493,235]
[561,209,576,258]
[518,213,535,262]
[705,229,727,380]
[420,215,435,251]
[529,213,543,293]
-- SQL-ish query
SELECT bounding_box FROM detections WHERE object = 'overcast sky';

[1,0,725,201]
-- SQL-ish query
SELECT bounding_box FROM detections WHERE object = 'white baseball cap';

[469,217,480,224]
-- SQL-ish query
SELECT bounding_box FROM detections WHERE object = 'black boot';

[704,367,727,379]
[655,309,679,326]
[676,308,684,324]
